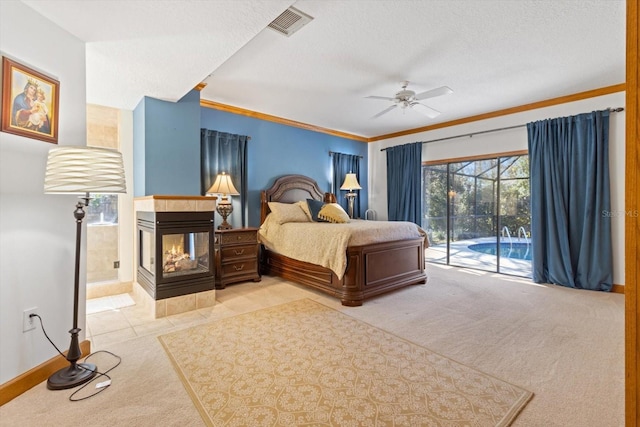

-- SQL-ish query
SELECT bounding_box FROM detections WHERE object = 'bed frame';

[260,174,427,306]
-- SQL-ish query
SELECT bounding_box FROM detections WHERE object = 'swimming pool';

[467,242,532,261]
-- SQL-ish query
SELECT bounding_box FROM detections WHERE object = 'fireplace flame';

[164,245,196,273]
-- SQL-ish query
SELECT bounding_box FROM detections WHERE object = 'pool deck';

[426,237,532,278]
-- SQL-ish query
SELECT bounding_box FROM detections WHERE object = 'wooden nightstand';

[214,227,261,289]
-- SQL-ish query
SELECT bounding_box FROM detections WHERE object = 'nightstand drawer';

[220,259,259,278]
[220,243,258,260]
[220,231,257,245]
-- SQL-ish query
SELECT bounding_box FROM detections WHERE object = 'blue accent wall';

[200,108,368,227]
[132,98,146,196]
[132,90,368,227]
[133,90,201,196]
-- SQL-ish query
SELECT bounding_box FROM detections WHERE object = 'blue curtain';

[201,129,249,227]
[527,110,612,291]
[332,153,361,218]
[386,142,422,224]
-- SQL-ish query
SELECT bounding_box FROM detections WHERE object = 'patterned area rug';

[159,299,532,426]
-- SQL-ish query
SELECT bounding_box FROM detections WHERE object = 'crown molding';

[201,83,625,144]
[369,83,626,141]
[200,100,368,142]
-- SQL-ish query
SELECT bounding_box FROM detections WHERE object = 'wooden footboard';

[262,237,427,306]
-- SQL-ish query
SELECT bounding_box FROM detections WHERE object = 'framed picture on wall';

[1,57,59,144]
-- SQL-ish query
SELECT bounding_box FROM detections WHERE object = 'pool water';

[468,242,532,261]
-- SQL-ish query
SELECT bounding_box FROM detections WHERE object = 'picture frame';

[1,57,59,144]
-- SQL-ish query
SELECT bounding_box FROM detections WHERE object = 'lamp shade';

[44,146,126,194]
[207,172,239,196]
[340,173,361,191]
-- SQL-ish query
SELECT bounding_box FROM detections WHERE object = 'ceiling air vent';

[267,6,313,37]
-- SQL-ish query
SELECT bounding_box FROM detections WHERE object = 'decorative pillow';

[306,199,350,223]
[306,199,329,222]
[267,202,310,224]
[318,203,350,223]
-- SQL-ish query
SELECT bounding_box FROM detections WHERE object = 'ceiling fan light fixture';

[367,81,452,119]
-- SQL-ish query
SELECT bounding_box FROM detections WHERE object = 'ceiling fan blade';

[410,102,440,118]
[414,86,453,101]
[372,105,397,119]
[366,95,395,101]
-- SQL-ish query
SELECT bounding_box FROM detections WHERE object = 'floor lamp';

[44,146,126,390]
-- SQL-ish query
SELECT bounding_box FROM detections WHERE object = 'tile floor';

[85,292,220,350]
[84,275,316,351]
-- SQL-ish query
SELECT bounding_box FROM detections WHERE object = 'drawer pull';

[233,264,245,271]
[233,249,245,256]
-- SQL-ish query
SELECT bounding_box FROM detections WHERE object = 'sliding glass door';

[448,159,499,271]
[497,155,531,276]
[423,154,531,277]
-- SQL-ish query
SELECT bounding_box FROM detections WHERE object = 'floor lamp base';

[47,362,97,390]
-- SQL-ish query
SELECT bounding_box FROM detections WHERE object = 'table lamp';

[340,172,361,219]
[206,172,239,230]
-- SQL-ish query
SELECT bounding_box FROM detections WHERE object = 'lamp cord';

[31,314,65,357]
[68,350,121,401]
[31,314,122,401]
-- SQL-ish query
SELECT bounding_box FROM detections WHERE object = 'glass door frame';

[423,150,531,277]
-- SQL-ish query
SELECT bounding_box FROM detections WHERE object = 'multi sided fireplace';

[137,211,214,300]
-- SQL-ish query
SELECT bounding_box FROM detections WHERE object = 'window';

[86,194,119,225]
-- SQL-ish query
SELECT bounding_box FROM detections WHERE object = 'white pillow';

[295,200,313,222]
[267,202,310,224]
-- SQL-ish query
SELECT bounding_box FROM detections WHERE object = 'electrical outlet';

[114,261,120,269]
[23,308,38,332]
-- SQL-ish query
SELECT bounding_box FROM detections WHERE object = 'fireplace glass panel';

[140,229,154,273]
[162,232,210,279]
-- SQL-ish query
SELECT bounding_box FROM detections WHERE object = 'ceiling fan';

[366,81,453,119]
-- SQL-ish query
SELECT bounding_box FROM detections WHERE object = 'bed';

[259,174,427,306]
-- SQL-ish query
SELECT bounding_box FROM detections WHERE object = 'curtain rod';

[380,107,624,151]
[329,150,363,158]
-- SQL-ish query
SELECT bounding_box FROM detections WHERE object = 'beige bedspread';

[258,215,425,279]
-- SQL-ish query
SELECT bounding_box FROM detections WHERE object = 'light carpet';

[159,298,532,426]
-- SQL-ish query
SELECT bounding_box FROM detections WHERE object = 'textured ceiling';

[22,0,625,139]
[21,0,293,109]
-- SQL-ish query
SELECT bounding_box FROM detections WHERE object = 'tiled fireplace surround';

[133,195,217,318]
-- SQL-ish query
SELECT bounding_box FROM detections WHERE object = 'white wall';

[118,110,135,285]
[369,92,626,285]
[0,1,87,384]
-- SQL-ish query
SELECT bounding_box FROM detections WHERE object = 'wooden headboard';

[260,174,336,224]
